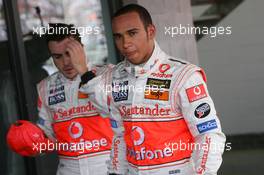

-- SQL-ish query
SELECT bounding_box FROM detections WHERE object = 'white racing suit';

[36,72,115,175]
[80,43,226,175]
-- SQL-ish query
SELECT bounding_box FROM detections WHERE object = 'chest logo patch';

[48,92,66,105]
[112,81,129,102]
[145,78,171,101]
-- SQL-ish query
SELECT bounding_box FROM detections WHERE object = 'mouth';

[124,51,137,57]
[63,68,74,73]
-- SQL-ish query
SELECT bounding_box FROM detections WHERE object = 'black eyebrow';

[127,28,139,33]
[113,28,140,36]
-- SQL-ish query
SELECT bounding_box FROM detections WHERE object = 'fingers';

[64,37,88,75]
[68,37,82,50]
[66,38,83,57]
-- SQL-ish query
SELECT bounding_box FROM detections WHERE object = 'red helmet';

[6,120,52,156]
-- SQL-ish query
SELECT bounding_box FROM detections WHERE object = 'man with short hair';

[37,23,114,175]
[71,4,226,175]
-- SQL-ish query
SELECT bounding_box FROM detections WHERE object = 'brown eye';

[53,55,62,59]
[51,54,62,59]
[129,31,137,37]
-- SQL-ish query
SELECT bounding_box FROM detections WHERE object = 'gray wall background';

[197,0,264,135]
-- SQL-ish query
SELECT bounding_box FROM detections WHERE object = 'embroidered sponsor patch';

[186,84,207,102]
[49,85,64,94]
[78,91,89,99]
[37,117,45,126]
[110,119,118,128]
[197,119,217,133]
[194,103,211,119]
[145,78,170,101]
[112,81,129,102]
[48,92,65,105]
[144,90,169,101]
[146,78,171,89]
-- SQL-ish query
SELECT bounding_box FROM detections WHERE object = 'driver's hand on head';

[66,37,88,75]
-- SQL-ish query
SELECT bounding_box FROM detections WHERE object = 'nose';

[63,54,71,66]
[123,35,131,49]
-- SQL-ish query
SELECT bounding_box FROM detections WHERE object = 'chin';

[64,73,78,80]
[130,59,144,65]
[127,56,143,65]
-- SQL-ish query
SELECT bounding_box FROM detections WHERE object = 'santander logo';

[119,104,171,118]
[53,102,97,120]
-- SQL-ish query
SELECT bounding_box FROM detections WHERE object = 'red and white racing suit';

[36,72,114,175]
[81,43,226,175]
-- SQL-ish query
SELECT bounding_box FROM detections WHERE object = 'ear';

[147,24,156,39]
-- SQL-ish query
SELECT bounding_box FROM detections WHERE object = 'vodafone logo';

[127,126,173,161]
[159,64,170,73]
[132,126,145,146]
[193,86,201,95]
[68,122,83,139]
[186,84,207,102]
[151,64,172,78]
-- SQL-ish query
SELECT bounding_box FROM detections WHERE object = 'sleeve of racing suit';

[79,67,111,117]
[80,66,128,175]
[36,82,56,142]
[177,71,226,175]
